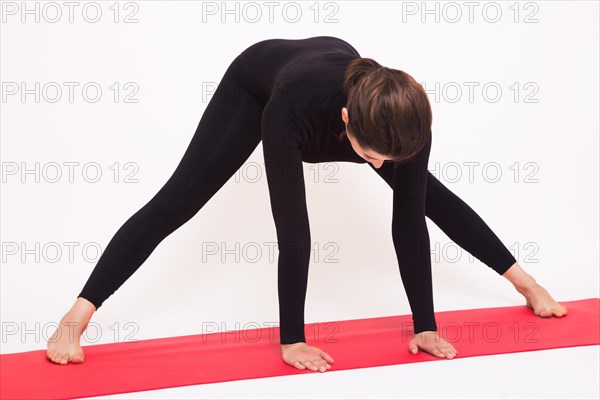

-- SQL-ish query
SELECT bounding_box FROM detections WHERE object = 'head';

[338,57,433,169]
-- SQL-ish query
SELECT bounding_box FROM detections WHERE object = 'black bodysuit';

[78,36,516,345]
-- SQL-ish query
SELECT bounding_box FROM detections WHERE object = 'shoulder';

[261,95,305,147]
[394,130,433,168]
[391,131,432,187]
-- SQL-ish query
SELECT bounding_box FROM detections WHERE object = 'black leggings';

[77,55,516,321]
[77,57,265,309]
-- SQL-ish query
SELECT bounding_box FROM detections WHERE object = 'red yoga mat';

[2,298,599,400]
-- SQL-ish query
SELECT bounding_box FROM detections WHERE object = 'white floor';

[93,345,599,399]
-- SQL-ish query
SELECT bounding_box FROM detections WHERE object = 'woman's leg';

[370,162,567,317]
[47,57,265,364]
[422,170,517,275]
[423,171,567,317]
[77,59,263,309]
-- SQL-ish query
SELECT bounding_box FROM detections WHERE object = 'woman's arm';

[390,132,438,335]
[261,97,311,345]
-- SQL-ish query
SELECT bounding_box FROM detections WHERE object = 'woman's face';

[341,107,391,169]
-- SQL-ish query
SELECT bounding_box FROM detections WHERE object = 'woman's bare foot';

[281,342,334,372]
[502,262,568,318]
[520,283,568,318]
[46,297,96,365]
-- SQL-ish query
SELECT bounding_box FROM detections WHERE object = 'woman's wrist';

[281,342,305,348]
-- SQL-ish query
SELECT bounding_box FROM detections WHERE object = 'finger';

[308,360,324,371]
[439,347,456,359]
[319,350,335,363]
[292,360,306,370]
[439,344,453,354]
[438,342,453,352]
[311,358,329,368]
[302,360,319,371]
[444,342,457,352]
[409,345,418,354]
[312,358,331,372]
[432,348,445,358]
[310,360,328,372]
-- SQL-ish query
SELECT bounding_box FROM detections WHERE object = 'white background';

[1,1,598,398]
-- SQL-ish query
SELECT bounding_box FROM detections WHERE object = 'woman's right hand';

[280,342,335,372]
[408,330,458,359]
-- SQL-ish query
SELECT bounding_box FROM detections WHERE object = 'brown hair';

[338,57,432,164]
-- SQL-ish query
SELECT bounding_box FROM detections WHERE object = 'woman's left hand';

[408,330,458,359]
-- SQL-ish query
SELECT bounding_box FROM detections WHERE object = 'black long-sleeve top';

[235,36,437,344]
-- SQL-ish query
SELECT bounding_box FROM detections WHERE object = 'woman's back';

[235,36,361,106]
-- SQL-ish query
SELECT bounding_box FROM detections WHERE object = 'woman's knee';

[146,184,208,228]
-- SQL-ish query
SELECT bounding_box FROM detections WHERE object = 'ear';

[341,107,348,124]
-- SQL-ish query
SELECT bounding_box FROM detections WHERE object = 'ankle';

[61,303,94,333]
[60,312,89,333]
[514,277,539,294]
[73,297,97,313]
[511,271,537,289]
[502,262,537,291]
[68,297,95,319]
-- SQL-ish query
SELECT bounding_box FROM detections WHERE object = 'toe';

[555,307,568,317]
[536,308,552,318]
[559,306,568,316]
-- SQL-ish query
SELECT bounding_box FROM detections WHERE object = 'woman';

[46,36,567,372]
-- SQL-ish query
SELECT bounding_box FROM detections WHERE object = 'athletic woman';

[46,36,567,371]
